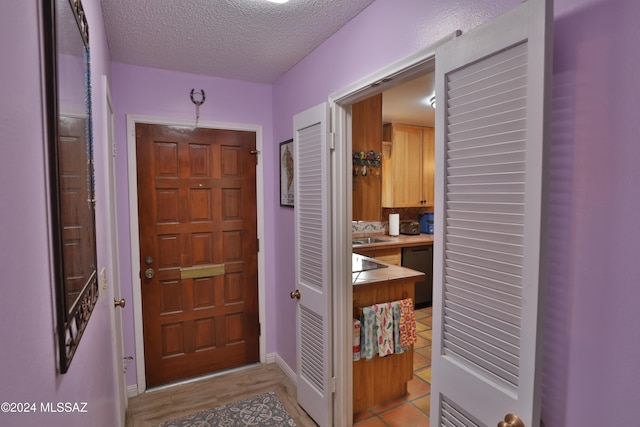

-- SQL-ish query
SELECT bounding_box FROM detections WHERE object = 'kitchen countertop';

[352,253,424,286]
[352,233,434,250]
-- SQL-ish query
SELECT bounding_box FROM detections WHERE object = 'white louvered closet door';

[293,103,332,427]
[430,1,552,426]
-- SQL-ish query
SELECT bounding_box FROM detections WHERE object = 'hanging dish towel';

[374,302,394,357]
[353,318,361,361]
[361,306,378,361]
[399,298,417,348]
[391,300,407,354]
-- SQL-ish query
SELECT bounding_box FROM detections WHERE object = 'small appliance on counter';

[399,220,420,235]
[419,212,434,234]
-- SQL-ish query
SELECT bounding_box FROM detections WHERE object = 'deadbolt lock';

[145,256,154,265]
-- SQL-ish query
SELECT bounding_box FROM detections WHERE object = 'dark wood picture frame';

[42,0,98,374]
[279,139,294,207]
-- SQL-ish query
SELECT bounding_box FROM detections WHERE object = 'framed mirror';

[42,0,98,373]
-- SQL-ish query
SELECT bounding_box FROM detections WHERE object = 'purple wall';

[109,63,275,386]
[271,0,640,425]
[0,1,118,426]
[3,0,640,425]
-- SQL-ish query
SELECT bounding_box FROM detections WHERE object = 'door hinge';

[330,132,335,151]
[258,323,261,336]
[250,149,260,165]
[331,376,336,393]
[257,238,259,252]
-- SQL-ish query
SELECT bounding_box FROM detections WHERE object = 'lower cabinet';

[354,247,401,266]
[352,277,415,415]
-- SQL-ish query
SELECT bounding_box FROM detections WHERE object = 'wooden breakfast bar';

[352,253,424,414]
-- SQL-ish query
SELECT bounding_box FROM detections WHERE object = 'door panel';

[431,0,552,425]
[293,103,332,426]
[136,123,259,387]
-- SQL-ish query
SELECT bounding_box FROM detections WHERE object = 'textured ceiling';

[100,0,375,83]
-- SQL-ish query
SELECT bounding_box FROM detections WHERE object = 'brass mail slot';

[180,264,225,280]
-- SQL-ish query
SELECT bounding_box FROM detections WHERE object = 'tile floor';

[354,306,432,427]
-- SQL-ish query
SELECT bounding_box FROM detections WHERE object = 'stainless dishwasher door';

[401,245,433,308]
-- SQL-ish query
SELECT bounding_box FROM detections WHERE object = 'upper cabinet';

[382,124,434,208]
[352,94,383,221]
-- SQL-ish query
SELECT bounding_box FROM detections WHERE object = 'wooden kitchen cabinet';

[382,124,434,208]
[352,94,383,221]
[354,247,401,266]
[353,275,417,414]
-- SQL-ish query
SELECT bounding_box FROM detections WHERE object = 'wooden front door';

[136,123,259,387]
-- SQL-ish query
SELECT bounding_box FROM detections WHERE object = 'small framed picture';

[279,139,294,207]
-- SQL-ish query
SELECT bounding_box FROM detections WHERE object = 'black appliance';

[402,245,433,308]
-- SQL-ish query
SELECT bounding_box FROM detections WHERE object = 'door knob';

[144,268,155,279]
[114,299,126,308]
[290,289,301,299]
[498,414,525,427]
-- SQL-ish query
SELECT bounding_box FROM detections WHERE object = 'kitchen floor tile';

[379,402,430,427]
[413,335,430,348]
[413,351,430,370]
[416,321,429,332]
[415,345,432,361]
[416,367,432,384]
[354,416,389,427]
[406,375,430,400]
[413,395,431,415]
[418,329,432,341]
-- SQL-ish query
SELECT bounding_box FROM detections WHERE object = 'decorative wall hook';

[190,89,206,106]
[190,89,206,127]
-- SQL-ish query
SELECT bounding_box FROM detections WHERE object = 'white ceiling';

[100,0,431,125]
[382,73,435,127]
[100,0,375,84]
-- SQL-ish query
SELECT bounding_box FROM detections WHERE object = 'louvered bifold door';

[430,1,552,426]
[293,103,332,427]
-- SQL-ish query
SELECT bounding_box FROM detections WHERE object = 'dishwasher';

[402,245,433,308]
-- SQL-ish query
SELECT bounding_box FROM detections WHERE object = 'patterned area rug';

[158,391,297,427]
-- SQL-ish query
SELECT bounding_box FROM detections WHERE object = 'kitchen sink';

[352,237,391,246]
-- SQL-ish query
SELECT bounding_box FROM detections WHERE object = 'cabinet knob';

[290,289,301,299]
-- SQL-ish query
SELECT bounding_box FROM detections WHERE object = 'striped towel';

[399,298,417,348]
[374,302,394,357]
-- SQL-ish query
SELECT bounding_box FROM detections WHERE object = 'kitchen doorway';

[328,37,448,424]
[350,68,437,425]
[332,1,551,423]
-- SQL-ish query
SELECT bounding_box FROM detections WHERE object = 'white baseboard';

[127,384,138,398]
[274,353,297,385]
[265,352,277,365]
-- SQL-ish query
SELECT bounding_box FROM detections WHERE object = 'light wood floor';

[126,363,318,427]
